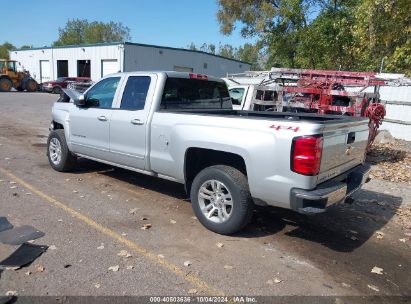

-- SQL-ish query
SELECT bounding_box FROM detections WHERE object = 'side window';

[120,76,151,110]
[229,88,245,105]
[86,77,120,108]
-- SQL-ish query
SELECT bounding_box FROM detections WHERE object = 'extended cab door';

[108,74,157,169]
[69,76,122,160]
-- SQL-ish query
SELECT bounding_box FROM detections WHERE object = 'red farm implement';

[267,68,390,149]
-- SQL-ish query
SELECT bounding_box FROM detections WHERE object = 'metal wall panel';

[11,43,250,81]
[10,44,122,82]
[124,44,250,77]
[347,83,411,141]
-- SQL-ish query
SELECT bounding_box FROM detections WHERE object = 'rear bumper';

[290,164,371,214]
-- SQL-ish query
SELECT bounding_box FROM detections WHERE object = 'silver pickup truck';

[48,71,370,234]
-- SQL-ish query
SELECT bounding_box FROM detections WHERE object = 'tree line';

[217,0,410,74]
[186,42,262,69]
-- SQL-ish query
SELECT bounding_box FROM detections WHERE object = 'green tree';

[218,0,313,68]
[218,43,236,59]
[236,43,262,69]
[200,43,217,54]
[217,0,411,74]
[351,0,411,74]
[296,2,355,70]
[0,42,15,59]
[53,19,131,46]
[187,42,198,50]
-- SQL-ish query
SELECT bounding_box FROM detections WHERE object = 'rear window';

[160,78,232,110]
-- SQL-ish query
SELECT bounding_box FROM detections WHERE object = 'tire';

[0,78,12,92]
[26,79,37,92]
[190,165,253,235]
[52,86,61,94]
[47,129,76,172]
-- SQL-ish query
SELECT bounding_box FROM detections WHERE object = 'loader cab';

[7,60,17,72]
[0,60,17,73]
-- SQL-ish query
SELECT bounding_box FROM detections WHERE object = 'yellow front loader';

[0,59,38,92]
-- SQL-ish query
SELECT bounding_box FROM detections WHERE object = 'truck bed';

[159,109,369,124]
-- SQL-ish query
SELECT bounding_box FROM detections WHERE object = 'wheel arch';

[51,121,64,130]
[184,147,247,194]
[0,75,12,82]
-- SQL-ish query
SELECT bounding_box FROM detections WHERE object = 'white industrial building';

[9,42,251,83]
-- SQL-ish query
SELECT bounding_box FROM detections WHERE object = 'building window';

[57,60,68,78]
[173,65,193,73]
[77,60,91,77]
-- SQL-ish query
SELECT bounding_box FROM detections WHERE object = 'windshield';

[56,77,67,82]
[6,61,16,72]
[161,78,231,110]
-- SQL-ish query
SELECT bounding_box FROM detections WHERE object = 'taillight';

[291,135,323,176]
[189,73,208,80]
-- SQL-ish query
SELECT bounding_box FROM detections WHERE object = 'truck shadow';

[72,158,187,200]
[238,189,402,252]
[72,159,402,253]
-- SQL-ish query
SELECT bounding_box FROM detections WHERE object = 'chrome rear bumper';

[290,164,371,214]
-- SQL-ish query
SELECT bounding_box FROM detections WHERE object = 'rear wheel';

[26,79,37,92]
[47,129,76,172]
[190,165,253,235]
[0,78,12,92]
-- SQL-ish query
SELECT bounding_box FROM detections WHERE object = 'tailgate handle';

[347,132,356,144]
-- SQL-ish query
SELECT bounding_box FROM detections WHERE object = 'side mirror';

[74,94,86,106]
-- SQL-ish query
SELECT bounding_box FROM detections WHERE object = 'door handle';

[97,115,108,121]
[347,132,356,144]
[130,118,144,125]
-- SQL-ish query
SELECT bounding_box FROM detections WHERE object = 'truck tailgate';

[318,119,369,184]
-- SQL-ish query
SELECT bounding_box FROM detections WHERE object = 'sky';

[0,0,256,49]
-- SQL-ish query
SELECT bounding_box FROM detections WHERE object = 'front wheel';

[0,78,12,92]
[26,79,38,92]
[47,129,76,172]
[190,165,253,235]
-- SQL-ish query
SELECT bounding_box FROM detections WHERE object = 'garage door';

[101,60,118,77]
[40,60,51,83]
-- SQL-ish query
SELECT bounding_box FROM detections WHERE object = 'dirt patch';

[367,141,411,185]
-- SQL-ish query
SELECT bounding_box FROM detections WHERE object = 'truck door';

[108,74,157,169]
[69,76,121,160]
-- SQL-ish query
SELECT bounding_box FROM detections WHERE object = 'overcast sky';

[1,0,256,49]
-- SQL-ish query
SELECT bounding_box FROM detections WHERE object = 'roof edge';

[11,41,123,52]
